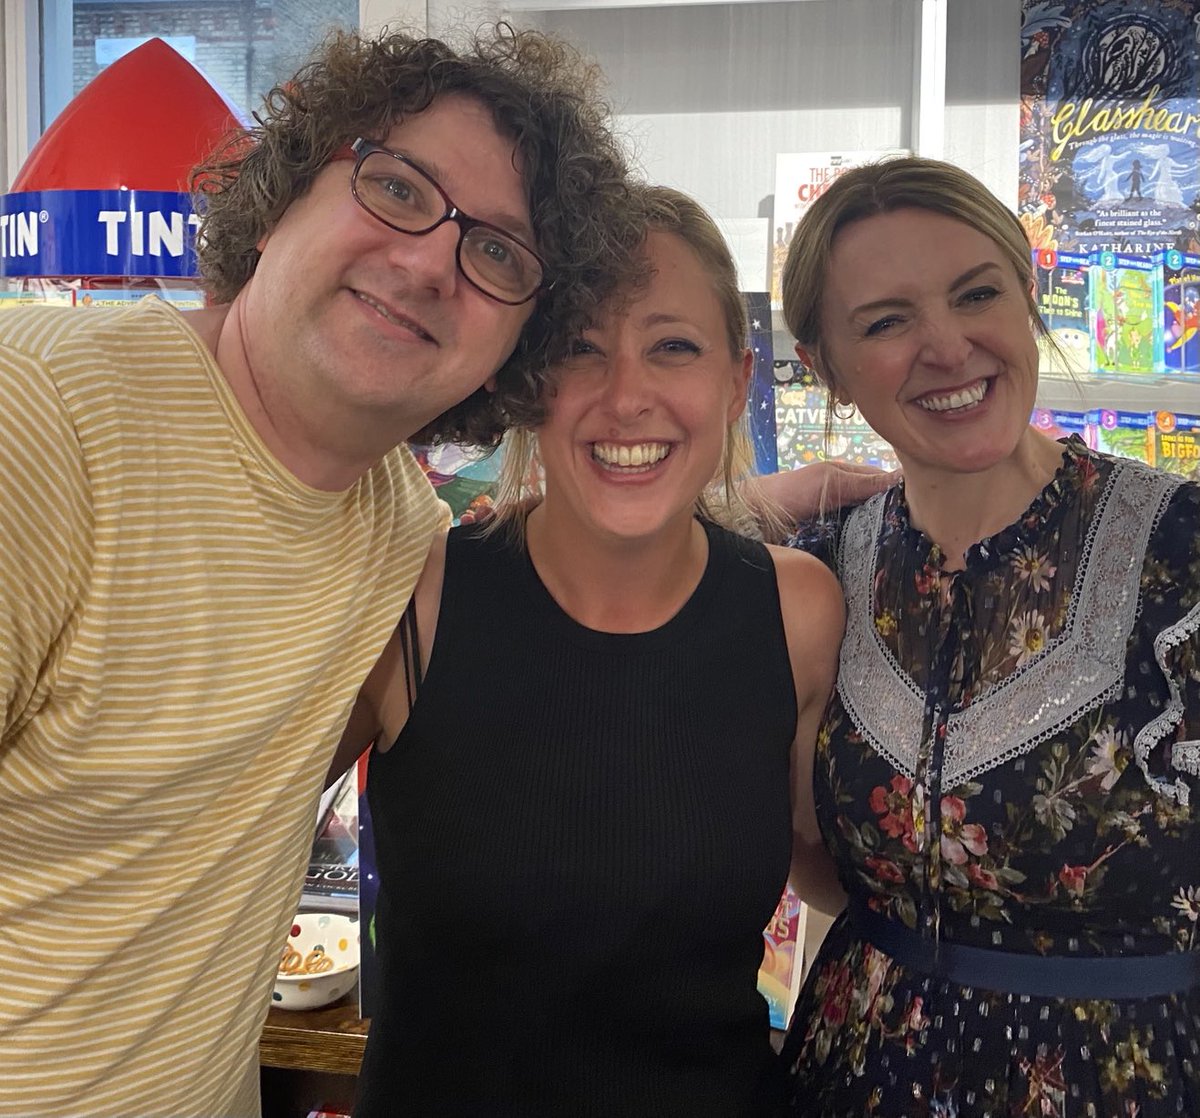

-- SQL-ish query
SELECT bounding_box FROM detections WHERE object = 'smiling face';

[534,229,751,544]
[238,94,536,448]
[812,207,1041,481]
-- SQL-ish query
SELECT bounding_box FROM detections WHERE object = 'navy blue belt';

[850,901,1200,1000]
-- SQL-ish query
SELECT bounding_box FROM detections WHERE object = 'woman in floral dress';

[776,156,1200,1116]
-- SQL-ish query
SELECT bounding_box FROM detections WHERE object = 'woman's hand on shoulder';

[748,460,898,525]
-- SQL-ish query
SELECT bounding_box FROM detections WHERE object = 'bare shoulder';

[764,543,844,703]
[414,526,448,633]
[764,543,845,632]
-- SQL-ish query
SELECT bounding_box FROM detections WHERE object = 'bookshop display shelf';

[1037,372,1200,413]
[259,987,367,1076]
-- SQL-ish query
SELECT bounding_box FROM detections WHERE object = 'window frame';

[1,0,427,190]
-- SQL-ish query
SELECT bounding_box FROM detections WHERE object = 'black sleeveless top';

[355,520,797,1117]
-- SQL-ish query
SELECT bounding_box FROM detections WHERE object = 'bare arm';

[768,543,848,917]
[324,530,449,786]
[744,460,896,530]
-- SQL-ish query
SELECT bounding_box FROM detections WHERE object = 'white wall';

[429,0,1020,219]
[361,0,427,33]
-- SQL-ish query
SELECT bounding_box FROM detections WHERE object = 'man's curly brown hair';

[190,23,646,447]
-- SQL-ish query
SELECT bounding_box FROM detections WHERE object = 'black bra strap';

[397,596,423,710]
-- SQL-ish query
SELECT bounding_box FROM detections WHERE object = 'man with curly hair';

[0,24,643,1118]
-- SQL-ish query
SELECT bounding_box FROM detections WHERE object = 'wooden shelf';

[259,988,369,1077]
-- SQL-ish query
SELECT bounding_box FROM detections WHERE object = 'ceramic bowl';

[271,912,360,1011]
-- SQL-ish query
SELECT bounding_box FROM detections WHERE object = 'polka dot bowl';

[271,912,360,1011]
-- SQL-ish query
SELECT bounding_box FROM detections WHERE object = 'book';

[757,885,808,1031]
[1152,411,1200,479]
[770,150,906,307]
[1019,1,1200,257]
[299,768,359,915]
[1087,408,1156,464]
[0,288,74,308]
[1156,250,1200,377]
[1031,408,1091,446]
[743,291,778,475]
[774,367,900,473]
[1032,248,1090,374]
[1087,252,1160,377]
[410,440,503,527]
[75,287,206,309]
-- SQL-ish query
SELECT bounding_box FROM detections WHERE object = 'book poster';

[770,151,906,307]
[1020,1,1200,256]
[743,291,778,475]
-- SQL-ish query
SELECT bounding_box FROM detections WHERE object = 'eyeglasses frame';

[337,137,550,307]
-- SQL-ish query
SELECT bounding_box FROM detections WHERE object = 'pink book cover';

[758,885,807,1030]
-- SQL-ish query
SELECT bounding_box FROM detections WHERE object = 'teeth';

[592,442,671,469]
[917,380,987,413]
[357,292,429,340]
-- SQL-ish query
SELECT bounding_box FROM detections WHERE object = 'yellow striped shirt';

[0,298,441,1116]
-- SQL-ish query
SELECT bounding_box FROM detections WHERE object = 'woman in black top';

[333,184,846,1115]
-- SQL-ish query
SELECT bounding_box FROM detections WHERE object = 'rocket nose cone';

[11,37,247,194]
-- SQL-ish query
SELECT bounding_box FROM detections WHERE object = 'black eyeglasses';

[344,137,549,306]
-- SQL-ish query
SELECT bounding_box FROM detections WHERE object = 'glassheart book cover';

[1020,1,1200,258]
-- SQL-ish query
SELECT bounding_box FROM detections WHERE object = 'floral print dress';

[781,438,1200,1117]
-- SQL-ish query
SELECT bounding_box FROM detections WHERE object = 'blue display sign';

[0,189,200,278]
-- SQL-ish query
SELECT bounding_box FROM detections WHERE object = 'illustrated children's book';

[1031,408,1091,447]
[1032,249,1090,374]
[1088,408,1156,464]
[774,366,900,473]
[1156,250,1200,378]
[770,150,906,306]
[1152,411,1200,480]
[410,441,503,527]
[1088,252,1160,377]
[75,287,206,309]
[757,885,808,1031]
[0,288,74,308]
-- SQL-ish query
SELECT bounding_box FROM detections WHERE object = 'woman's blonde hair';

[780,155,1048,396]
[489,183,777,541]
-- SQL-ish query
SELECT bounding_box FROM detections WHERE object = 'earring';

[832,399,856,420]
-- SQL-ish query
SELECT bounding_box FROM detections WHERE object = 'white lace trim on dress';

[1133,598,1200,806]
[838,458,1184,789]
